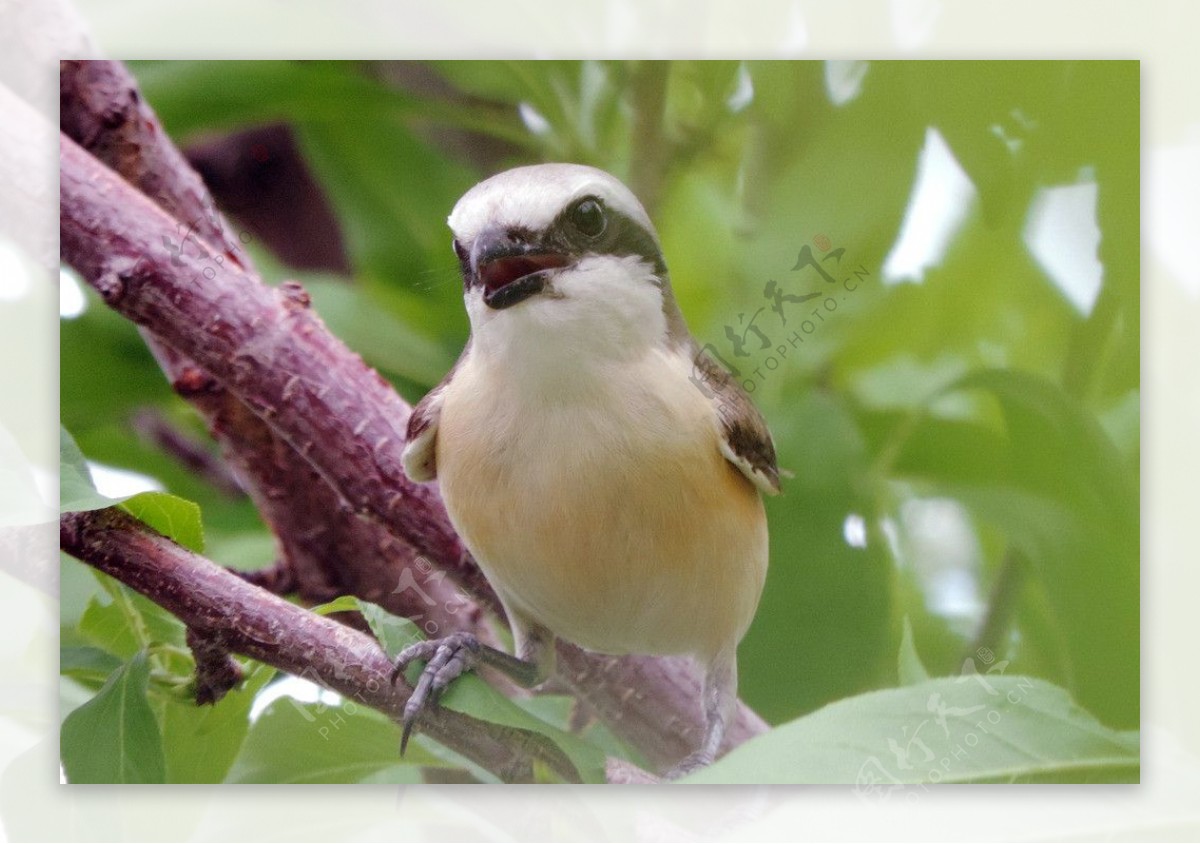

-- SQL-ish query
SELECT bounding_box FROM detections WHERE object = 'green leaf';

[944,369,1136,517]
[309,594,364,617]
[434,665,606,784]
[131,60,534,149]
[897,617,930,685]
[60,652,166,783]
[304,279,454,388]
[684,675,1138,784]
[78,596,140,658]
[63,426,207,554]
[119,491,205,553]
[59,426,120,513]
[224,697,445,784]
[160,662,275,783]
[352,599,606,783]
[59,645,123,688]
[310,594,427,657]
[79,577,186,659]
[354,598,424,658]
[937,369,1139,727]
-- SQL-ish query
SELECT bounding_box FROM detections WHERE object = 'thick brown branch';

[60,507,584,783]
[59,60,479,633]
[61,137,489,603]
[194,384,482,635]
[60,60,250,272]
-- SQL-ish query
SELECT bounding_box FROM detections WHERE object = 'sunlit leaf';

[685,675,1137,784]
[120,491,205,553]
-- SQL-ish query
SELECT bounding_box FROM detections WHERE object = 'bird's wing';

[401,342,469,482]
[690,344,782,495]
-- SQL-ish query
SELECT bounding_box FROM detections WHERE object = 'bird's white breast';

[436,338,768,661]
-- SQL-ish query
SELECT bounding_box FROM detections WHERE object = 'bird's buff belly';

[436,397,768,661]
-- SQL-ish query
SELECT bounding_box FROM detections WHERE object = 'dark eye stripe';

[546,201,666,277]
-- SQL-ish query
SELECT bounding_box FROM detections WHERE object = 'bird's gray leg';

[390,617,554,753]
[667,649,738,779]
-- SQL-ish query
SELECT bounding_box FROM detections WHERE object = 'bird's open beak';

[473,232,569,310]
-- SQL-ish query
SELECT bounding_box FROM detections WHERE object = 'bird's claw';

[389,631,483,753]
[664,749,714,780]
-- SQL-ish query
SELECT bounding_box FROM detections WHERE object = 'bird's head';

[447,164,689,361]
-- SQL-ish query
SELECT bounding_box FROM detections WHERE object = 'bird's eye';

[569,197,606,238]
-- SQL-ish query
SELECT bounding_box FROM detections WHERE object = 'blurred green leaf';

[741,390,894,719]
[59,645,123,688]
[133,60,534,148]
[938,369,1137,727]
[305,279,454,387]
[160,662,275,784]
[61,652,166,783]
[79,577,186,659]
[224,698,444,784]
[685,675,1137,784]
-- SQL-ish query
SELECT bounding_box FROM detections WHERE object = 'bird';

[393,163,780,777]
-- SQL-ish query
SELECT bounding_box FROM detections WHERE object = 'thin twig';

[968,547,1027,660]
[130,408,246,498]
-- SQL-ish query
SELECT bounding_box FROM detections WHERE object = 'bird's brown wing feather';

[401,342,471,482]
[687,343,781,495]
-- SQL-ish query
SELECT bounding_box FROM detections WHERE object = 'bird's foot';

[389,631,483,753]
[664,749,714,781]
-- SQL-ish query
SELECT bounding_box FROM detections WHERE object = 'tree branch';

[59,60,482,633]
[969,546,1028,659]
[60,507,587,784]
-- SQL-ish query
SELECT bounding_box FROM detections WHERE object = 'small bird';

[395,163,779,777]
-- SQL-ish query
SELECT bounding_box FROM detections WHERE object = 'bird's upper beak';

[471,229,570,310]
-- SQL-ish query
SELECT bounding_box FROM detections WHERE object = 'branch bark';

[60,507,585,784]
[58,60,769,772]
[59,60,482,631]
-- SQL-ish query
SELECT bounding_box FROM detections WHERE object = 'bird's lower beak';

[477,251,570,310]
